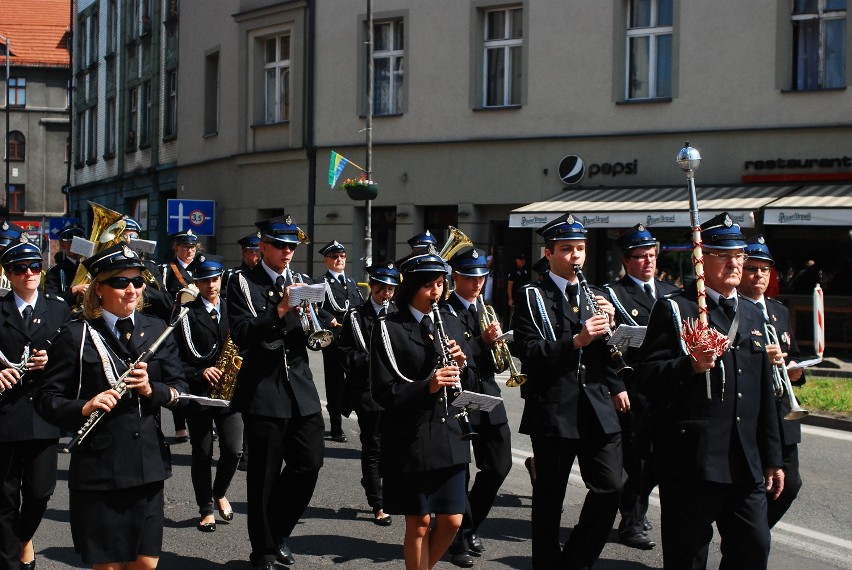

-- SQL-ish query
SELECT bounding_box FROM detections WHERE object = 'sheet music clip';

[451,391,502,413]
[607,325,647,348]
[176,394,231,408]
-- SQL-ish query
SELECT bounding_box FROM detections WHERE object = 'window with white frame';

[373,20,404,115]
[140,81,152,145]
[792,0,847,90]
[483,7,523,108]
[264,35,290,124]
[165,70,178,138]
[626,0,673,100]
[8,78,26,107]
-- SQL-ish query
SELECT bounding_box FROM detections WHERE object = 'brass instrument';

[438,226,473,261]
[70,203,127,301]
[476,296,526,387]
[209,334,243,401]
[573,265,633,378]
[764,323,809,420]
[432,301,477,441]
[0,268,10,297]
[298,302,333,351]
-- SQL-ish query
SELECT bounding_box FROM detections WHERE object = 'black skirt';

[383,465,466,516]
[69,481,164,564]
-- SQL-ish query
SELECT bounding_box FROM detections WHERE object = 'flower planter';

[345,183,378,201]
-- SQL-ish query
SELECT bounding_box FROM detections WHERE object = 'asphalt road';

[28,353,852,569]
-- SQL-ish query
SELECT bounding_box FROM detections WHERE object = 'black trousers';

[767,443,802,528]
[0,439,58,568]
[530,432,623,570]
[460,422,512,536]
[244,413,324,564]
[321,346,346,436]
[356,410,383,512]
[659,478,770,570]
[617,402,654,537]
[187,407,244,516]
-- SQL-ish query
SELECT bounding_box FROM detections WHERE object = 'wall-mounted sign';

[558,155,585,185]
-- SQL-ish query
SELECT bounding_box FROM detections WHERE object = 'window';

[105,97,116,157]
[165,70,178,139]
[76,111,86,164]
[9,78,26,107]
[626,0,673,99]
[127,87,138,148]
[140,81,152,146]
[264,35,290,123]
[107,0,118,55]
[89,13,99,66]
[483,7,523,107]
[373,20,405,115]
[204,52,220,135]
[792,0,847,90]
[129,0,140,41]
[7,185,24,215]
[87,106,98,163]
[7,131,25,161]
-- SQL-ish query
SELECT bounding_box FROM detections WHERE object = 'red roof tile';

[0,0,70,68]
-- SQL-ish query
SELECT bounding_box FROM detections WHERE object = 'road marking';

[775,521,852,550]
[802,424,852,442]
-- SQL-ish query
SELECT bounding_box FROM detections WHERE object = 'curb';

[801,413,852,432]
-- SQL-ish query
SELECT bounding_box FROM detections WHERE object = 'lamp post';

[1,35,9,215]
[364,0,374,268]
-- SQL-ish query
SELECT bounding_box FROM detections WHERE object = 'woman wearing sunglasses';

[34,243,187,570]
[0,236,71,570]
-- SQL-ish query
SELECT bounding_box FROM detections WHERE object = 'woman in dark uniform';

[338,261,400,527]
[174,254,243,533]
[370,248,472,569]
[0,236,70,570]
[34,243,187,570]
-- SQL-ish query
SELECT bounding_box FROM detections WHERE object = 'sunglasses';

[264,240,298,251]
[8,262,42,275]
[103,276,146,289]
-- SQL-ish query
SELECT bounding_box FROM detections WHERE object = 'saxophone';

[209,334,243,401]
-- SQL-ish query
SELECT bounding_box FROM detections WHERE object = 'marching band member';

[444,247,512,567]
[637,213,783,569]
[174,254,243,533]
[0,236,70,570]
[605,224,678,551]
[738,235,805,528]
[44,222,87,305]
[161,229,197,443]
[511,213,626,570]
[222,233,262,300]
[34,244,186,570]
[226,215,324,569]
[316,240,364,443]
[120,218,173,323]
[370,247,472,570]
[337,261,400,527]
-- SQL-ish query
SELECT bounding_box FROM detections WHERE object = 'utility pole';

[1,35,10,215]
[364,0,373,267]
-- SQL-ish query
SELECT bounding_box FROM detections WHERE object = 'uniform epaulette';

[43,293,67,304]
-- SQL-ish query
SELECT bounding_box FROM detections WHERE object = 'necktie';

[644,283,655,302]
[718,297,736,322]
[210,308,219,323]
[275,275,286,297]
[420,315,434,343]
[21,306,33,330]
[468,304,478,319]
[756,301,769,323]
[338,274,346,287]
[565,283,579,313]
[116,318,134,347]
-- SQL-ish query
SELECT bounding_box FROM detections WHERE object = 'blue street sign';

[48,217,81,239]
[167,199,216,236]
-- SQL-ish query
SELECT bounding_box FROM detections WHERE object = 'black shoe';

[643,515,653,531]
[328,432,348,443]
[524,456,536,485]
[250,562,274,570]
[197,520,216,533]
[620,532,656,550]
[237,456,248,471]
[372,510,393,526]
[467,533,484,556]
[449,549,474,568]
[20,561,35,570]
[276,541,295,566]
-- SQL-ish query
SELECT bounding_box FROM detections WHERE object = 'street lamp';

[1,34,9,215]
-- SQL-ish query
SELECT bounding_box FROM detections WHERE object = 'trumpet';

[764,323,809,421]
[286,273,333,351]
[475,296,526,387]
[432,301,477,441]
[573,265,633,378]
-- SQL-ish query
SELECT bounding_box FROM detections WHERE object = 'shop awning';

[508,185,796,229]
[763,184,852,226]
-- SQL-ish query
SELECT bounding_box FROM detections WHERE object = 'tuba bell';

[70,203,127,299]
[438,226,473,261]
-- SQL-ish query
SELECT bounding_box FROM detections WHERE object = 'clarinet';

[63,305,192,453]
[573,265,634,378]
[0,327,64,396]
[431,302,477,441]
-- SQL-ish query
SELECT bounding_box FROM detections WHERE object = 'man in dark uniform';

[0,221,25,297]
[511,213,627,570]
[223,233,262,299]
[739,235,805,528]
[0,236,71,570]
[161,229,198,298]
[506,253,530,313]
[638,212,784,569]
[316,240,364,443]
[226,215,324,570]
[605,223,679,550]
[121,217,174,322]
[444,248,512,567]
[44,222,87,305]
[337,261,400,527]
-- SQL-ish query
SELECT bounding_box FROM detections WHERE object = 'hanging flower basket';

[342,177,378,200]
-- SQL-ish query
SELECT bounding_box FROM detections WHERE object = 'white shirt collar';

[370,298,386,314]
[13,291,38,316]
[201,297,220,313]
[261,260,288,283]
[327,269,343,280]
[101,309,135,339]
[627,274,654,293]
[705,287,738,310]
[547,272,578,301]
[409,305,430,324]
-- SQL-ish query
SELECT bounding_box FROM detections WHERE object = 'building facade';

[0,0,71,245]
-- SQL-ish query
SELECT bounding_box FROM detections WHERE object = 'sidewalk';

[799,355,852,432]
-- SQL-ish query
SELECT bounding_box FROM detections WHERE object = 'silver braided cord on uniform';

[525,286,556,341]
[85,324,124,388]
[0,344,29,371]
[238,272,286,354]
[322,278,349,313]
[348,311,368,353]
[604,285,639,327]
[60,268,67,292]
[666,298,689,356]
[180,313,219,360]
